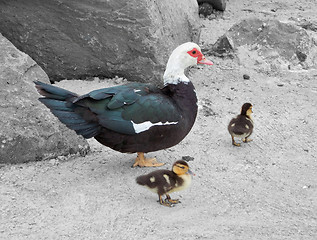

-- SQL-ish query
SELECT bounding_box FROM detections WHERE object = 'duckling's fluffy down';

[136,170,184,196]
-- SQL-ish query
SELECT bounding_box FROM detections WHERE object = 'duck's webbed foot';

[132,152,165,168]
[243,137,253,143]
[166,194,180,204]
[158,195,173,207]
[231,136,241,147]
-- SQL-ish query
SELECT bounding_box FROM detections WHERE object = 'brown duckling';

[136,160,195,207]
[228,103,254,146]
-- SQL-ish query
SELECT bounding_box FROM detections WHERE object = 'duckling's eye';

[179,166,185,169]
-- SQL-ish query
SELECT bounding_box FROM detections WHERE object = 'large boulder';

[0,0,201,84]
[208,18,317,72]
[0,34,89,164]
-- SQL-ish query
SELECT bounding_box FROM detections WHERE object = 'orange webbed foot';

[132,152,165,167]
[243,138,253,143]
[231,136,241,147]
[158,195,173,207]
[166,194,180,204]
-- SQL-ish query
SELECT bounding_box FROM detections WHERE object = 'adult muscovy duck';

[34,42,213,167]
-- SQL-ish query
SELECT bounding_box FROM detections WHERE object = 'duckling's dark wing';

[136,170,170,187]
[136,170,178,194]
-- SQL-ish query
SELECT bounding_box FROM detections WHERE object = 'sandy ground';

[1,0,317,239]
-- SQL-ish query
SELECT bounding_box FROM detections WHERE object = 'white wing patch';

[163,174,171,184]
[132,121,178,134]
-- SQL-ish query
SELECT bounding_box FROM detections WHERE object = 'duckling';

[136,160,195,207]
[228,103,254,146]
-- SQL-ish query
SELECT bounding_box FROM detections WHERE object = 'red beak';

[198,56,213,65]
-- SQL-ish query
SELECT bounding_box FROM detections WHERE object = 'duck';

[136,160,194,207]
[228,102,254,146]
[34,42,213,167]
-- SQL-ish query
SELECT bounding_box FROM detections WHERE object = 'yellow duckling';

[228,102,254,146]
[136,160,195,207]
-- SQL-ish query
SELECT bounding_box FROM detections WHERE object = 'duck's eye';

[187,48,201,58]
[179,166,185,169]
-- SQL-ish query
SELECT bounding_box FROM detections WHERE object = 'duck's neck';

[163,60,197,123]
[243,111,253,120]
[242,113,254,124]
[163,81,198,126]
[163,73,189,86]
[246,114,254,122]
[163,59,190,86]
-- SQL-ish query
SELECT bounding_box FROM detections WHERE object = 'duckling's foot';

[132,152,165,168]
[166,198,180,204]
[166,194,180,204]
[243,138,253,143]
[158,196,173,207]
[232,141,241,147]
[231,136,241,147]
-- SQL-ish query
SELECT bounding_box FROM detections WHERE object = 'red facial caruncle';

[187,48,213,65]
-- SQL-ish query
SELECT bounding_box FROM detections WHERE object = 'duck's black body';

[34,81,197,153]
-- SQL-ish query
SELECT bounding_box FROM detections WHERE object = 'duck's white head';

[163,42,213,86]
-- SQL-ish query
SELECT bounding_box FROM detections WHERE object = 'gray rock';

[298,19,317,32]
[198,0,227,11]
[0,0,200,84]
[209,18,317,72]
[199,3,214,18]
[0,34,89,164]
[208,35,235,57]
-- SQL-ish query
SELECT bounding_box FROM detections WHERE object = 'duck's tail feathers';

[34,80,78,101]
[34,81,100,138]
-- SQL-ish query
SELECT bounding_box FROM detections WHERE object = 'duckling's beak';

[187,169,195,176]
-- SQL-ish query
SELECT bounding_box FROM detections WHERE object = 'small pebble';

[182,156,194,162]
[49,158,60,165]
[243,74,250,80]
